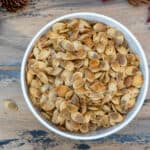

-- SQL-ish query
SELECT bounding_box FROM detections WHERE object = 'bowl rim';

[21,12,149,140]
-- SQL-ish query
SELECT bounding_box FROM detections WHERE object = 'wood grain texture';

[0,0,150,149]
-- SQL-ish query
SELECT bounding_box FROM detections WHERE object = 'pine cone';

[1,0,28,12]
[128,0,150,6]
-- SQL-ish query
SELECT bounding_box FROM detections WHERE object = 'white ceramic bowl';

[21,12,149,140]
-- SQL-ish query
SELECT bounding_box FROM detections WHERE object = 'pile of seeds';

[26,19,143,133]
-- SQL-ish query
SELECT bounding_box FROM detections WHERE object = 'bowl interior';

[21,13,149,140]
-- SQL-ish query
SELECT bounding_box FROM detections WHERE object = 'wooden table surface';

[0,0,150,150]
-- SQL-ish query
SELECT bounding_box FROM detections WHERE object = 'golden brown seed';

[117,54,127,66]
[65,120,80,132]
[64,61,74,71]
[108,81,117,92]
[107,28,117,39]
[73,60,83,68]
[38,50,50,60]
[121,94,131,106]
[88,51,99,59]
[73,41,83,51]
[31,79,41,88]
[82,37,94,48]
[42,99,55,111]
[59,101,68,112]
[132,75,143,88]
[128,87,139,98]
[117,46,128,55]
[111,62,120,72]
[103,105,111,113]
[124,76,133,87]
[70,30,79,41]
[105,45,115,56]
[85,69,95,82]
[109,112,124,125]
[33,61,47,70]
[29,87,41,98]
[68,104,78,112]
[55,77,63,86]
[55,97,64,109]
[67,19,79,28]
[112,97,120,105]
[33,47,40,58]
[125,66,137,76]
[100,60,110,71]
[115,32,124,45]
[75,50,87,59]
[52,23,66,33]
[93,23,107,32]
[41,84,50,93]
[72,72,83,81]
[71,112,85,123]
[96,43,105,53]
[61,70,73,86]
[65,90,74,100]
[127,98,136,109]
[37,72,48,84]
[89,59,100,68]
[80,123,89,133]
[73,79,84,89]
[117,79,125,89]
[57,85,69,97]
[84,58,89,67]
[51,110,60,124]
[61,40,74,51]
[52,59,60,67]
[91,82,106,92]
[26,71,34,85]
